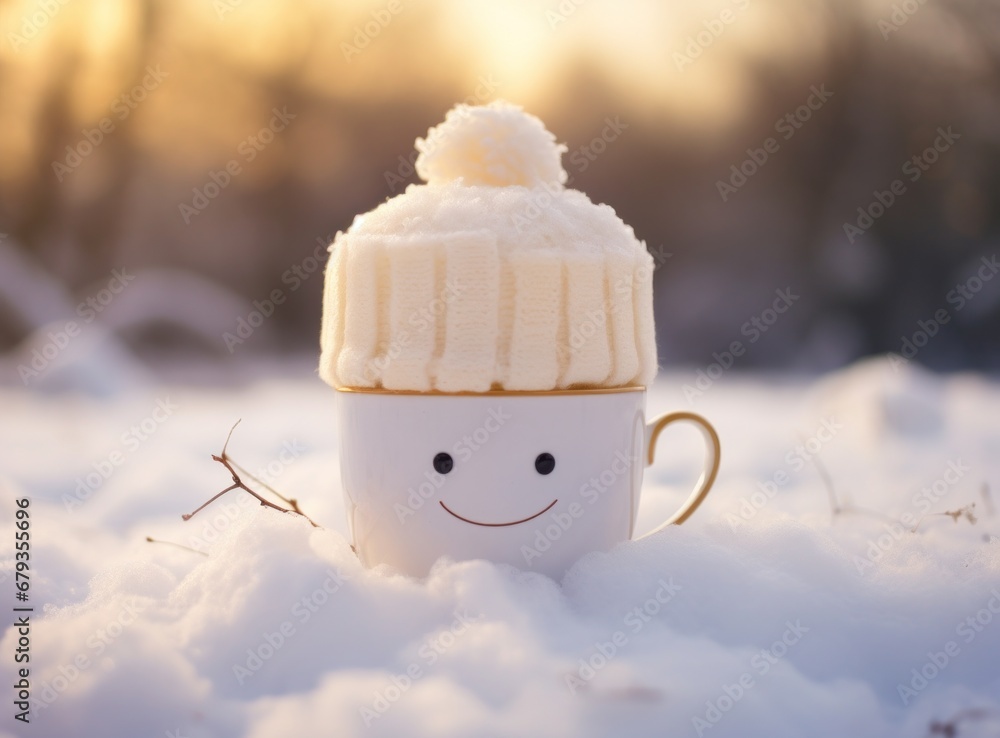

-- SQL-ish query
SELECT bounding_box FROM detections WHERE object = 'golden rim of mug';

[335,385,646,397]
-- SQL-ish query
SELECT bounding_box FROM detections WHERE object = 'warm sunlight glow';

[0,0,847,178]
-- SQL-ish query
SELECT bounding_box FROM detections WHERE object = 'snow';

[1,356,999,738]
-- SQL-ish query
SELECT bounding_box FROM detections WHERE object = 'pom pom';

[415,100,567,188]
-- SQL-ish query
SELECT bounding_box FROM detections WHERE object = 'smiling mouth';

[438,499,558,527]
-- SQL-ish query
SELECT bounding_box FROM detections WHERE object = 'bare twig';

[809,451,896,524]
[182,421,320,528]
[811,452,840,520]
[913,504,977,532]
[181,480,243,521]
[221,418,240,456]
[145,536,208,557]
[227,457,308,516]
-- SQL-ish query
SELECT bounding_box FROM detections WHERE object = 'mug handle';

[635,411,721,539]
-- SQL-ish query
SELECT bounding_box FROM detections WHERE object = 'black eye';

[433,452,454,474]
[534,452,555,475]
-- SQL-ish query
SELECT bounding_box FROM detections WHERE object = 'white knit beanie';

[319,101,657,392]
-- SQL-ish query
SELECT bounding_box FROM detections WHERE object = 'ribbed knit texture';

[318,102,658,392]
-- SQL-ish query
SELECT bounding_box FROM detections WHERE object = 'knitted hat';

[319,101,657,392]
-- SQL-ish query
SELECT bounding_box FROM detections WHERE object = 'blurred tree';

[0,0,996,370]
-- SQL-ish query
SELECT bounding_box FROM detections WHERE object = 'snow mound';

[1,362,998,737]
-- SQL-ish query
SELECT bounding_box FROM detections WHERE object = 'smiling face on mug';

[337,390,647,578]
[321,105,723,578]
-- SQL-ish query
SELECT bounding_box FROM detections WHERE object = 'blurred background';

[1,0,999,390]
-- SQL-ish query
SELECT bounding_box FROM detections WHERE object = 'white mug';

[336,386,720,579]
